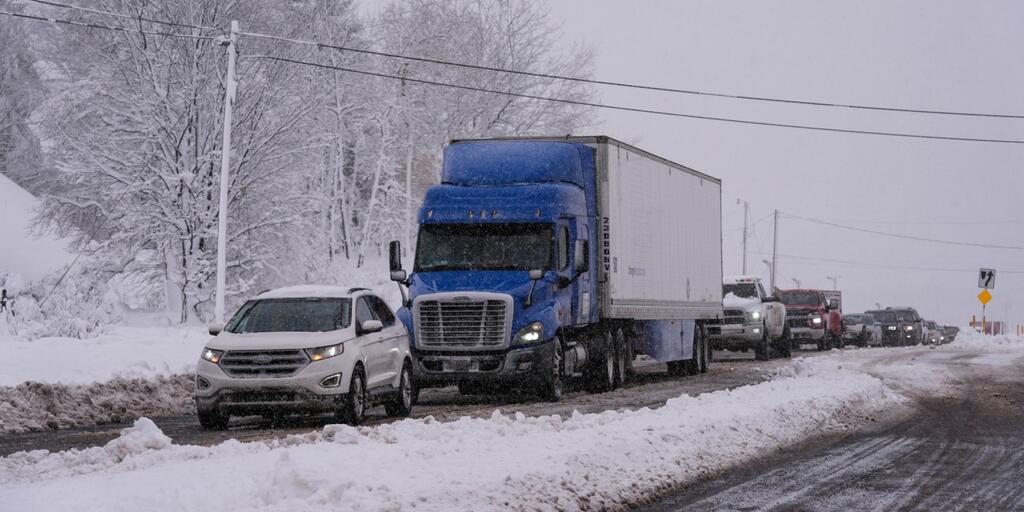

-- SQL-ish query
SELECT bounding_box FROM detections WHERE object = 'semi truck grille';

[219,349,309,378]
[722,309,746,325]
[415,297,511,348]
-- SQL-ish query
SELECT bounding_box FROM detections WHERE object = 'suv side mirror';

[388,240,403,272]
[573,240,588,274]
[360,319,383,334]
[208,323,224,336]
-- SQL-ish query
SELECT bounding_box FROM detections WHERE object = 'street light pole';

[792,277,802,288]
[737,198,749,274]
[770,209,779,292]
[826,275,840,291]
[214,20,239,324]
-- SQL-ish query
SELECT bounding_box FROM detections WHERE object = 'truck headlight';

[513,322,544,345]
[905,326,914,331]
[888,325,897,331]
[306,343,344,361]
[812,317,822,325]
[201,348,224,364]
[749,310,761,321]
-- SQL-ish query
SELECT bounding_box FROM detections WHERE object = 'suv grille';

[219,349,309,378]
[416,298,509,348]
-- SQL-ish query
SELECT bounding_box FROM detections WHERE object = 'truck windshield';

[415,223,552,272]
[868,310,897,323]
[723,283,757,299]
[226,298,351,333]
[778,291,821,306]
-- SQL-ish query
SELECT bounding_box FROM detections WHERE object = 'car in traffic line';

[923,320,944,344]
[842,313,881,347]
[777,289,840,350]
[887,306,924,345]
[708,275,790,360]
[865,309,901,346]
[194,286,415,429]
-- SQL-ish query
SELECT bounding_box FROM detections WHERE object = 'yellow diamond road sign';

[978,289,992,305]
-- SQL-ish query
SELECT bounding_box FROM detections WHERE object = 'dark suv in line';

[865,309,900,346]
[887,306,924,345]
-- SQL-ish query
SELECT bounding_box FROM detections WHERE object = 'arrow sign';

[978,289,992,305]
[978,268,996,289]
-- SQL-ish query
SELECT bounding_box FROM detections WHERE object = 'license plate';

[447,359,474,372]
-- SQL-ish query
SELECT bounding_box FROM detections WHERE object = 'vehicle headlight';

[749,310,761,321]
[513,322,544,345]
[905,326,914,331]
[306,343,344,361]
[887,325,897,331]
[812,317,822,325]
[201,348,224,364]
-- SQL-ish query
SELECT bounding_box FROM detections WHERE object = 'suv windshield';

[415,223,553,272]
[226,298,351,333]
[893,310,917,322]
[723,283,758,299]
[778,291,822,306]
[844,315,863,324]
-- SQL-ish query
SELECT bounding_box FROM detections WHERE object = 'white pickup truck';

[708,276,791,360]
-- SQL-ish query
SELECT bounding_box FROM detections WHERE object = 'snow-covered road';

[3,331,1020,511]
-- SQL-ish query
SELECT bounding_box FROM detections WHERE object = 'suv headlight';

[812,317,822,325]
[306,343,344,361]
[201,348,224,364]
[887,325,897,331]
[748,310,761,321]
[513,322,544,345]
[905,325,914,331]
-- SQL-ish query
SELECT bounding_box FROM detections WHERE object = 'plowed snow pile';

[0,360,902,511]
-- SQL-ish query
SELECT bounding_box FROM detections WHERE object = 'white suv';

[194,286,414,429]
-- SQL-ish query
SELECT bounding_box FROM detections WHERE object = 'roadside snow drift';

[0,362,901,511]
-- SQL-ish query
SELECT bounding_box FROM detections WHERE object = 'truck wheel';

[698,325,710,373]
[385,362,414,417]
[684,325,704,375]
[536,338,564,402]
[585,332,616,393]
[197,408,229,431]
[773,326,793,358]
[336,368,367,425]
[754,327,770,361]
[613,329,628,387]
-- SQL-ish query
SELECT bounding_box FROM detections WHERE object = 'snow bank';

[0,325,206,386]
[0,375,193,434]
[0,362,901,511]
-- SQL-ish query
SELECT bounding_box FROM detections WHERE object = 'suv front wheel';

[337,367,367,425]
[385,362,414,417]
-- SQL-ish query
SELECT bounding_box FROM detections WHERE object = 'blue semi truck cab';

[388,136,723,401]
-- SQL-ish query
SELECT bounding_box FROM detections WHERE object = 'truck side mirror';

[525,269,543,307]
[388,240,403,272]
[765,295,779,303]
[829,299,839,310]
[573,240,588,274]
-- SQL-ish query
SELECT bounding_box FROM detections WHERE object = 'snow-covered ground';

[2,330,1020,511]
[0,325,206,386]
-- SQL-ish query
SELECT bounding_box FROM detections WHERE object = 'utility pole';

[214,20,239,324]
[737,198,749,274]
[770,209,779,292]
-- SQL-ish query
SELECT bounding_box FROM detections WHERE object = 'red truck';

[777,289,843,351]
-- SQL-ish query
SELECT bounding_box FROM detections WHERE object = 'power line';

[0,9,215,39]
[251,55,1024,145]
[23,0,217,30]
[239,30,1024,120]
[784,213,1024,250]
[754,251,1024,274]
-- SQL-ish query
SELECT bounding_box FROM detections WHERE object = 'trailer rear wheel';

[585,332,616,393]
[613,329,629,387]
[699,325,710,373]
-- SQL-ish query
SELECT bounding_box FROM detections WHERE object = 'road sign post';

[977,289,992,334]
[978,268,996,289]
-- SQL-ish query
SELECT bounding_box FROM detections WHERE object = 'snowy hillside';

[0,173,74,282]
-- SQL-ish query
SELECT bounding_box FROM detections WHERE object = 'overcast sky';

[542,0,1023,326]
